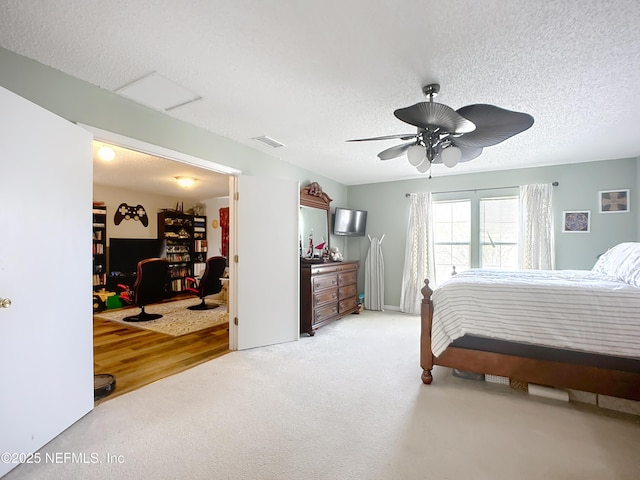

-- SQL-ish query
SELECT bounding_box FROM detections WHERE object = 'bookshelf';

[157,211,207,292]
[193,216,208,277]
[92,204,107,290]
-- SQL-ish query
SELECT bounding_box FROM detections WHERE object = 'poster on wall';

[562,210,590,233]
[599,190,629,213]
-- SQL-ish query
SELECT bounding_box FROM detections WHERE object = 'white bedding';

[430,268,640,359]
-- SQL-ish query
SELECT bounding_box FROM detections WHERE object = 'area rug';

[94,298,228,336]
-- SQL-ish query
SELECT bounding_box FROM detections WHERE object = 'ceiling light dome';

[97,146,115,161]
[416,158,431,173]
[441,146,462,168]
[407,144,426,166]
[176,176,196,187]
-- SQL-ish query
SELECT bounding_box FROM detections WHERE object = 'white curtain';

[400,193,434,314]
[364,235,385,311]
[519,183,555,270]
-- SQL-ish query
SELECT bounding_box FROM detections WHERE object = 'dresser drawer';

[339,284,357,299]
[339,296,358,313]
[313,287,338,307]
[314,303,339,324]
[301,260,359,335]
[338,271,357,286]
[313,273,338,291]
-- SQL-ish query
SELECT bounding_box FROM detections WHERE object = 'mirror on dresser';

[299,182,331,259]
[299,182,360,336]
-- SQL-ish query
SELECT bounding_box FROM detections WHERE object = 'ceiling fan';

[348,83,534,174]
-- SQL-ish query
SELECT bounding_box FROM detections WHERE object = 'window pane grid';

[480,197,519,270]
[433,200,471,284]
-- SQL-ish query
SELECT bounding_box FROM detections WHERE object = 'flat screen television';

[333,207,368,237]
[109,238,163,275]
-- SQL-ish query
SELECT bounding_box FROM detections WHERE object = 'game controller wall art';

[114,203,149,227]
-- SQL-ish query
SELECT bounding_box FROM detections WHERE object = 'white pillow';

[592,242,640,287]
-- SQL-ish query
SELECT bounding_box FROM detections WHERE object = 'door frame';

[81,125,241,177]
[80,124,243,349]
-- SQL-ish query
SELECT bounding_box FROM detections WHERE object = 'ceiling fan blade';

[394,102,476,134]
[454,104,534,148]
[347,133,418,142]
[457,144,483,163]
[377,142,413,160]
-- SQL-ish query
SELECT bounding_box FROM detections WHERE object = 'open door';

[0,87,94,476]
[228,175,299,350]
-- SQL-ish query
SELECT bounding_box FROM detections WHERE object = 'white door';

[0,87,94,477]
[229,175,299,350]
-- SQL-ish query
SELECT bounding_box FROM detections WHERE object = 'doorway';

[88,127,239,401]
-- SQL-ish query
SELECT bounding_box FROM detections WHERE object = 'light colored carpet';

[5,311,640,480]
[94,298,228,336]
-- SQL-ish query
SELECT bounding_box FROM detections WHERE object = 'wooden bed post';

[420,279,435,384]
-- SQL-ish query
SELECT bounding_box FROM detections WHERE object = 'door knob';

[0,298,12,308]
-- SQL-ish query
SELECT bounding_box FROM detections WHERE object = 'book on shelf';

[193,262,206,277]
[194,240,208,252]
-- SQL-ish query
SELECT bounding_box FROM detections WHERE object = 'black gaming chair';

[185,256,227,310]
[121,258,171,322]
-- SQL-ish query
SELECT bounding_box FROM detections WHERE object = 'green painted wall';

[347,159,639,308]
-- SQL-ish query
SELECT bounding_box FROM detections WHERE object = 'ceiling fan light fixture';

[347,83,533,176]
[416,158,431,173]
[441,146,462,168]
[407,144,426,166]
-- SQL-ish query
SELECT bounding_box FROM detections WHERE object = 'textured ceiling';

[2,0,640,187]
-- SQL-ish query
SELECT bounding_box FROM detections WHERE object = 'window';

[431,191,520,282]
[480,197,519,269]
[432,200,471,284]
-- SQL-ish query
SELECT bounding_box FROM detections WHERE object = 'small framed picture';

[563,211,590,233]
[599,189,630,213]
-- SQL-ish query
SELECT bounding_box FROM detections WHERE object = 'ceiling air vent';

[252,136,285,148]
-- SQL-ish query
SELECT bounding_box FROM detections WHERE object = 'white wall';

[93,184,186,241]
[202,196,230,258]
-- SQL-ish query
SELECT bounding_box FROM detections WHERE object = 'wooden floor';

[93,303,230,405]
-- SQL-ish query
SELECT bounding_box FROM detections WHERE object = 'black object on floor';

[94,373,116,400]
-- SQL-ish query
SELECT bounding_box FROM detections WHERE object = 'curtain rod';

[405,181,559,197]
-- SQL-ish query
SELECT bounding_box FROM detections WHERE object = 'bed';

[420,242,640,401]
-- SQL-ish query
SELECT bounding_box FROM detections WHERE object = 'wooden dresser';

[300,260,359,336]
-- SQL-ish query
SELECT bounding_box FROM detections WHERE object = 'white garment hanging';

[364,234,385,311]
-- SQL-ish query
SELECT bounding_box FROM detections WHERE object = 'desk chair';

[120,258,171,322]
[185,256,227,310]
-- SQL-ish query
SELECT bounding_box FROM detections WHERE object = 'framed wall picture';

[562,210,590,233]
[599,189,629,213]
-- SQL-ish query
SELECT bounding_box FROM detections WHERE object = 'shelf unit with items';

[158,211,193,292]
[92,204,107,290]
[192,216,208,277]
